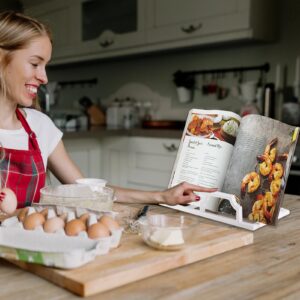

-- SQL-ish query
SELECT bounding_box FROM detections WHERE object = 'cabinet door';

[101,137,129,187]
[126,137,180,190]
[65,0,146,59]
[146,0,251,44]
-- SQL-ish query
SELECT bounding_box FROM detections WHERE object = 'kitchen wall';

[29,0,300,120]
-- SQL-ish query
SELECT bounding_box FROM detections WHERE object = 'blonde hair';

[0,11,52,108]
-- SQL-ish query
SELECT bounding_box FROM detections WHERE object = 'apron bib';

[0,108,46,208]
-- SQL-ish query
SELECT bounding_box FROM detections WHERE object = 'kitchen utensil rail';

[58,78,98,87]
[174,62,270,78]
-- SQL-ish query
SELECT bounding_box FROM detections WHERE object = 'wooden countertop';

[1,194,300,299]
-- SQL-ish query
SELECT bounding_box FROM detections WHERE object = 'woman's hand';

[160,182,218,206]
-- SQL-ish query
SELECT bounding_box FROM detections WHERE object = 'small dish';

[140,214,198,251]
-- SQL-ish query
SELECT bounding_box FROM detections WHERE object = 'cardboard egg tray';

[0,205,123,269]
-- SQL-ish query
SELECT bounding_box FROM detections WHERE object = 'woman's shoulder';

[23,108,62,139]
[23,108,52,123]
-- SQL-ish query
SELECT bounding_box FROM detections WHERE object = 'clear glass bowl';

[39,184,114,212]
[140,214,198,251]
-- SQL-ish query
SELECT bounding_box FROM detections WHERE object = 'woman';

[0,11,216,208]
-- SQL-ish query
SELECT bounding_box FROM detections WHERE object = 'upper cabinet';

[79,0,145,49]
[25,0,78,59]
[25,0,146,64]
[146,0,277,47]
[25,0,277,65]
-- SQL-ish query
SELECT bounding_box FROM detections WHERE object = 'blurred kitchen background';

[1,0,300,194]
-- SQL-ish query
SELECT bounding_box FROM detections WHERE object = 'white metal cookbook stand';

[163,191,290,231]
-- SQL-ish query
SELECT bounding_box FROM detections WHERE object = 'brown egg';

[0,187,17,215]
[65,219,86,236]
[79,213,90,226]
[18,207,29,222]
[40,208,49,217]
[100,215,120,232]
[23,212,46,230]
[87,222,110,239]
[43,216,65,233]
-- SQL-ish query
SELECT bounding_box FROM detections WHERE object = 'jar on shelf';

[106,98,121,129]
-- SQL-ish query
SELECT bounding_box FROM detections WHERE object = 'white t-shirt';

[0,108,63,168]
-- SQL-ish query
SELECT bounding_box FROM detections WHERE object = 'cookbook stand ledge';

[163,191,290,231]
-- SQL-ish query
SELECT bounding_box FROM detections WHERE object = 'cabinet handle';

[163,143,178,152]
[99,39,114,48]
[181,23,202,34]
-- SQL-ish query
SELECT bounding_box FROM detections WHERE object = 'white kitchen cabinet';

[25,0,277,65]
[101,137,129,187]
[26,0,147,64]
[100,136,180,191]
[47,138,102,185]
[46,135,179,191]
[146,0,277,47]
[125,137,180,191]
[25,0,79,60]
[70,0,147,59]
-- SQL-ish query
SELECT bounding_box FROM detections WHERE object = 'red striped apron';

[0,108,46,208]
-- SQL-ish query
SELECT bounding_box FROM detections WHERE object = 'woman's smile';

[25,84,38,99]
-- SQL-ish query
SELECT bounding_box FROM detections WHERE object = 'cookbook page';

[169,109,241,210]
[222,114,299,225]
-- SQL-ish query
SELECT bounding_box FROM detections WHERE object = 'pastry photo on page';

[167,109,299,228]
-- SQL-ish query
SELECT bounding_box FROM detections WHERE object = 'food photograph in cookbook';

[170,109,299,225]
[222,115,299,225]
[186,112,240,145]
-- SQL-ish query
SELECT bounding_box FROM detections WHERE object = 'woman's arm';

[111,182,217,206]
[47,140,84,184]
[47,141,217,205]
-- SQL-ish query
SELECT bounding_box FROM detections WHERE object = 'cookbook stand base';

[163,191,290,231]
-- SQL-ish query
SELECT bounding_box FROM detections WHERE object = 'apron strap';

[16,108,39,151]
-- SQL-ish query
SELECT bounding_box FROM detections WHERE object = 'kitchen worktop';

[62,126,183,140]
[1,194,299,299]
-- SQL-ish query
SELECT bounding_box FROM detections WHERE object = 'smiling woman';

[0,10,217,209]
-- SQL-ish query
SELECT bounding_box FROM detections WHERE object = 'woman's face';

[4,35,52,107]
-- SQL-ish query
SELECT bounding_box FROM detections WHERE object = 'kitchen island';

[0,194,299,299]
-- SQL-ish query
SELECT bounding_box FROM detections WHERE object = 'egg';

[18,207,29,222]
[43,216,65,233]
[40,208,49,217]
[87,222,110,239]
[23,212,46,230]
[65,219,86,236]
[100,215,120,232]
[0,187,17,215]
[79,213,90,225]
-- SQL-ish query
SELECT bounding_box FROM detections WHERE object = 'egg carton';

[0,206,123,269]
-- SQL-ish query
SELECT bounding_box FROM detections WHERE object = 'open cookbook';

[167,109,299,230]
